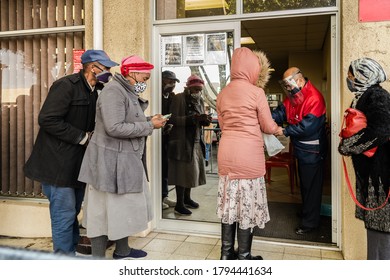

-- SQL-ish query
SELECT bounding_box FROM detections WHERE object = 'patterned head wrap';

[349,57,387,108]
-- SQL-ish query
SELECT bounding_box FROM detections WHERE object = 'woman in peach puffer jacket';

[216,47,283,260]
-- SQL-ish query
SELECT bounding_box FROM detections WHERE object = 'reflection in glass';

[243,0,336,13]
[156,0,236,20]
[161,32,233,221]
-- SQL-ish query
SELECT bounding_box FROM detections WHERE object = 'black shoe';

[174,206,192,215]
[205,161,209,167]
[295,226,315,235]
[247,255,263,260]
[184,199,199,209]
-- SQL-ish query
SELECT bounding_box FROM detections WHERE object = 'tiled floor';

[0,231,343,260]
[0,140,340,260]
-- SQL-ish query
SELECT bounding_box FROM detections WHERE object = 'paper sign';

[359,0,390,22]
[73,49,85,73]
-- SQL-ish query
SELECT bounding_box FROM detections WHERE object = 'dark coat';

[24,71,98,188]
[168,91,206,162]
[339,85,390,232]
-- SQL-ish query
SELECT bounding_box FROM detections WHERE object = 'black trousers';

[162,136,169,199]
[297,160,324,228]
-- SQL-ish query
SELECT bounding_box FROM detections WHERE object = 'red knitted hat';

[120,55,154,76]
[186,74,204,88]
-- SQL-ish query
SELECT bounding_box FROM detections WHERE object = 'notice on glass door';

[183,34,205,65]
[206,33,227,65]
[161,36,182,66]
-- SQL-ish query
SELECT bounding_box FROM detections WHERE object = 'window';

[0,0,85,197]
[243,0,337,13]
[156,0,236,20]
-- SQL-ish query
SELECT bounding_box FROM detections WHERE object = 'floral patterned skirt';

[217,175,270,230]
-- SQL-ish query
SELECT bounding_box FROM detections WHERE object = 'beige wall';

[289,51,324,94]
[85,0,152,81]
[341,0,390,260]
[0,200,51,238]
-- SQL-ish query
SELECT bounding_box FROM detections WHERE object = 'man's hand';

[81,131,94,147]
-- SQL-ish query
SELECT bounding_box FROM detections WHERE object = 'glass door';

[151,21,240,235]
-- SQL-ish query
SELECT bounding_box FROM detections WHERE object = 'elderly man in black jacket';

[24,50,118,255]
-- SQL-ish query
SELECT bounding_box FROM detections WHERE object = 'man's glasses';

[93,64,108,72]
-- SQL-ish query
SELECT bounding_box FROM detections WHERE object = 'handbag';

[339,108,377,157]
[340,108,389,210]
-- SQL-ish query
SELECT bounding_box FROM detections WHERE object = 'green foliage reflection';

[243,0,336,13]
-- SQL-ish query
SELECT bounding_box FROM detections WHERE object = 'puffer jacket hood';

[230,47,271,88]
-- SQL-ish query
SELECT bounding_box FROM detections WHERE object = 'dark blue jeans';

[42,183,85,254]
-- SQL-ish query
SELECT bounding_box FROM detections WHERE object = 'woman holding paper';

[216,47,283,260]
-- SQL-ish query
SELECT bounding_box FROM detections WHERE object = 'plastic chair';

[265,142,297,194]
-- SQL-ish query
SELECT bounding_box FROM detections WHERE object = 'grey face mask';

[346,78,357,92]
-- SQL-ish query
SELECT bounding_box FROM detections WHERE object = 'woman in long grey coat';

[78,55,166,259]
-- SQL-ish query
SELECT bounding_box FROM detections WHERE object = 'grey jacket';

[78,73,154,194]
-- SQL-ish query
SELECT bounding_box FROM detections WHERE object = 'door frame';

[150,21,241,236]
[150,14,341,249]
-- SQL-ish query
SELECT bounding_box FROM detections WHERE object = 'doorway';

[152,14,340,246]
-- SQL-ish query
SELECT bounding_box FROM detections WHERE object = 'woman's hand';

[151,114,167,129]
[274,126,284,136]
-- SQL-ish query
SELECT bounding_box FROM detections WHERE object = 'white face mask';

[190,93,201,101]
[134,81,147,94]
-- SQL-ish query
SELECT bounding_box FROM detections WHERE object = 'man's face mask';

[96,70,113,84]
[163,82,175,93]
[280,75,301,96]
[279,72,304,105]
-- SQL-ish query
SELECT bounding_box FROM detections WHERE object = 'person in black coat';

[168,75,212,215]
[24,50,118,255]
[339,57,390,260]
[161,70,179,210]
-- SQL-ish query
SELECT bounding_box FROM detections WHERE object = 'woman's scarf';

[349,57,387,108]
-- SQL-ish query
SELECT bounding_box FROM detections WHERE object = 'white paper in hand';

[262,133,285,157]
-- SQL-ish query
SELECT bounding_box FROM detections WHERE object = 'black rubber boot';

[220,222,236,260]
[184,188,199,209]
[174,186,192,215]
[237,227,263,260]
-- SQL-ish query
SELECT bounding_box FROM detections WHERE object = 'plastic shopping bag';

[262,133,285,157]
